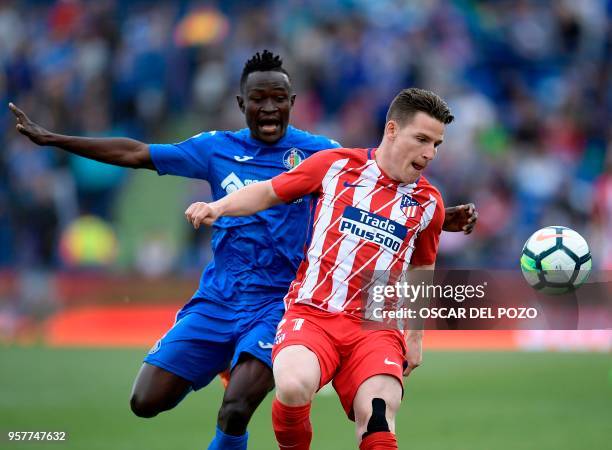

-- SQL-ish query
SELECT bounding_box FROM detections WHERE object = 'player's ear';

[236,95,245,113]
[385,120,398,140]
[290,94,296,108]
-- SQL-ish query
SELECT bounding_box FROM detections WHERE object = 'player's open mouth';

[412,162,425,171]
[258,119,281,134]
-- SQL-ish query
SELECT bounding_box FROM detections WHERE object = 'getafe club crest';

[283,148,305,169]
[400,195,420,218]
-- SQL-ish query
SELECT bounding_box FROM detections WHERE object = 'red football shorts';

[272,303,407,420]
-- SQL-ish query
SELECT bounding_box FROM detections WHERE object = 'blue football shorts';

[144,298,285,390]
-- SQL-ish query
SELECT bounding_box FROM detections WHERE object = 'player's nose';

[423,145,436,161]
[260,97,278,112]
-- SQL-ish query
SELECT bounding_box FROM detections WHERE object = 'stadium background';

[0,0,610,449]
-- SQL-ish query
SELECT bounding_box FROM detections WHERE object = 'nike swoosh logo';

[343,181,366,188]
[384,358,400,367]
[258,341,274,349]
[234,155,254,162]
[535,233,564,241]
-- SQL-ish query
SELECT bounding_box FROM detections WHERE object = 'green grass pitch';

[0,348,610,449]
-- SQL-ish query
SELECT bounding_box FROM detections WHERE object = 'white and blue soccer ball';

[520,226,592,294]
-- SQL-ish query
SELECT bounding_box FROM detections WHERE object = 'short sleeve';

[410,193,445,266]
[149,131,216,179]
[271,149,342,203]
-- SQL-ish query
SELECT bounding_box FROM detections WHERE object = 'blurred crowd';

[0,0,611,273]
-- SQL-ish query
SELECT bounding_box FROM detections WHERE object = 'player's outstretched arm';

[442,203,478,234]
[8,102,154,169]
[185,180,282,229]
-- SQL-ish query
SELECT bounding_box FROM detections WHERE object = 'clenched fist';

[185,202,222,229]
[443,203,478,234]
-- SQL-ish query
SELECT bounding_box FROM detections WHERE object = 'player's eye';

[275,96,287,101]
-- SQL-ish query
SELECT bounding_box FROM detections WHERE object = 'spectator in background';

[0,0,610,271]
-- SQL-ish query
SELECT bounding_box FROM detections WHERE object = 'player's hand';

[8,102,53,146]
[442,203,478,234]
[403,334,423,377]
[185,202,221,229]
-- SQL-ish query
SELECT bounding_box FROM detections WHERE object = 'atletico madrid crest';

[400,195,420,218]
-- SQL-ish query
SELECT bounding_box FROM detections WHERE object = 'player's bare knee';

[274,373,316,405]
[217,397,253,433]
[129,393,159,418]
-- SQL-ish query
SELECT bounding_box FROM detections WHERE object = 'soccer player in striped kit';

[186,87,454,449]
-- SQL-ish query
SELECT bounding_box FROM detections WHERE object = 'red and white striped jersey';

[271,147,445,316]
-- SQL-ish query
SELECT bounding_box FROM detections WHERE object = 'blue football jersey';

[150,126,340,312]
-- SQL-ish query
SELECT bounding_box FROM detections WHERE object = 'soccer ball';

[520,226,592,294]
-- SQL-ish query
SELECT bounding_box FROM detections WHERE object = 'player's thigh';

[224,354,275,402]
[272,305,341,404]
[353,374,402,436]
[273,345,321,404]
[143,310,235,391]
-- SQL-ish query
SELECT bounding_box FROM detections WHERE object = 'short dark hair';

[240,50,290,92]
[386,88,454,126]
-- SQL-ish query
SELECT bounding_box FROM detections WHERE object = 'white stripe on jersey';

[397,193,438,277]
[419,194,437,229]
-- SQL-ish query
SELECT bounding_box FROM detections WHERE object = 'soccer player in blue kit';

[9,50,477,449]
